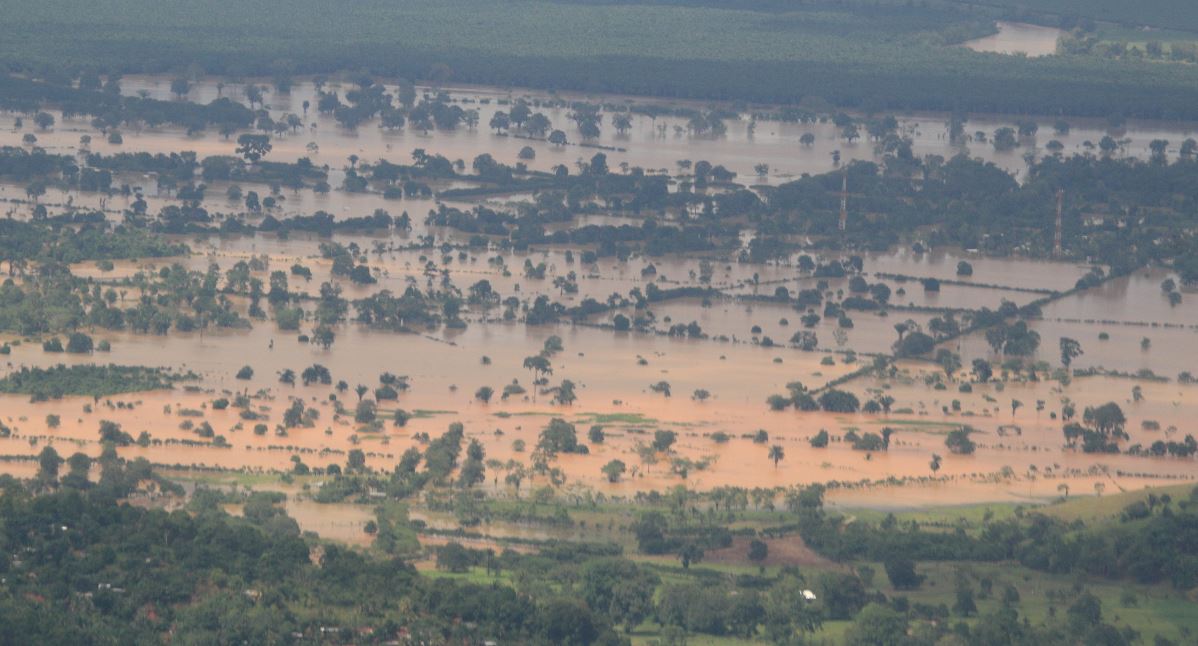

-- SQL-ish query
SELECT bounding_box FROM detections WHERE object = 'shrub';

[66,332,94,353]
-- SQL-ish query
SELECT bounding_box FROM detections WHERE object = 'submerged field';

[1,74,1196,506]
[0,53,1196,646]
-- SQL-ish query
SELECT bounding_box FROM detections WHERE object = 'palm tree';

[930,454,942,474]
[1057,483,1070,500]
[355,384,368,401]
[768,445,785,469]
[523,355,552,381]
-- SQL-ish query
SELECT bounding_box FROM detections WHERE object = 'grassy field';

[167,469,318,489]
[840,481,1198,529]
[1038,482,1196,524]
[845,501,1026,530]
[869,560,1198,645]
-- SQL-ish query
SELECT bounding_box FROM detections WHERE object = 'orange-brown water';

[3,78,1197,510]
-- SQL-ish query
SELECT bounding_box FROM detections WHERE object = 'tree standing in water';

[769,445,785,469]
[1060,337,1083,369]
[235,133,272,163]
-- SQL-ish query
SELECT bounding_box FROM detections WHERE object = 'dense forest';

[0,467,628,644]
[3,451,1196,644]
[5,0,1198,118]
[976,0,1198,33]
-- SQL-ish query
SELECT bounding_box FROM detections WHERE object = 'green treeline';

[0,147,325,197]
[793,485,1198,590]
[0,76,253,133]
[0,364,190,398]
[0,476,628,644]
[0,261,249,337]
[0,218,187,268]
[976,0,1198,33]
[395,151,1198,279]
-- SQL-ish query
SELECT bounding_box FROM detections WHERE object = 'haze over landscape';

[1,1,1197,644]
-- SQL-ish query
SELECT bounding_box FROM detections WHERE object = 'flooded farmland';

[5,73,1197,211]
[10,1,1198,642]
[2,74,1197,523]
[962,21,1065,58]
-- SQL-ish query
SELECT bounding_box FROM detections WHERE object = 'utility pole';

[1054,189,1064,257]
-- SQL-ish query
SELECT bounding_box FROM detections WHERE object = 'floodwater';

[618,297,933,355]
[1,77,1197,509]
[863,247,1090,293]
[5,73,1197,211]
[224,497,376,546]
[962,22,1064,58]
[951,266,1198,377]
[1040,267,1198,327]
[2,319,1193,502]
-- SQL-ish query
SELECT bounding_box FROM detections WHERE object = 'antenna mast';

[1053,189,1064,257]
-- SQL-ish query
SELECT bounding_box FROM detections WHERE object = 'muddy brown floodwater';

[4,72,1196,208]
[1,77,1197,511]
